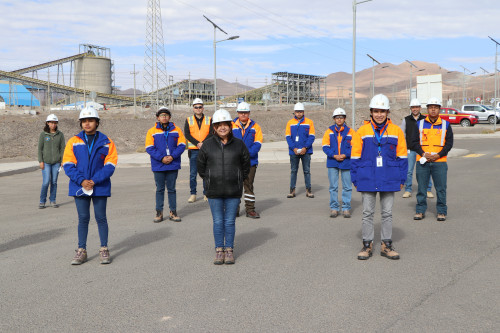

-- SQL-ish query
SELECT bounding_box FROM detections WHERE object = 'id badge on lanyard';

[376,156,383,167]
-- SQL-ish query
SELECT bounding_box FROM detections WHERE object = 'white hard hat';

[426,97,442,107]
[46,114,58,122]
[236,102,251,112]
[369,94,390,110]
[192,98,204,106]
[410,98,421,107]
[79,106,100,120]
[294,102,305,111]
[212,109,232,124]
[332,108,346,118]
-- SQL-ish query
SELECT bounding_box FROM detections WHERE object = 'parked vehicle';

[461,104,500,124]
[438,108,479,127]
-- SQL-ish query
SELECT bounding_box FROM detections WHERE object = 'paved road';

[1,136,499,332]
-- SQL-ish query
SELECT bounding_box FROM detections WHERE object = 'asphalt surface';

[1,136,499,332]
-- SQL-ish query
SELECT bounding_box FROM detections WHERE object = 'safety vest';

[186,115,211,149]
[417,116,448,162]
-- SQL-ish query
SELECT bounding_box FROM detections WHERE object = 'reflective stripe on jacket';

[322,125,356,169]
[145,122,186,171]
[232,118,263,166]
[285,117,315,155]
[186,115,211,149]
[416,116,449,162]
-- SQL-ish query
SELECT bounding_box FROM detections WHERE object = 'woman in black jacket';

[197,109,250,265]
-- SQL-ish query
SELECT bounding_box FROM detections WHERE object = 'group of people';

[37,93,452,265]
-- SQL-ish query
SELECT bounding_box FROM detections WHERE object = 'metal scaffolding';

[271,72,325,105]
[159,80,214,104]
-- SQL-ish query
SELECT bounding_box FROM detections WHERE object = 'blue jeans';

[74,196,108,249]
[154,170,178,211]
[416,162,448,215]
[208,197,240,249]
[405,150,432,192]
[289,154,311,189]
[40,163,60,203]
[327,167,352,211]
[189,150,206,195]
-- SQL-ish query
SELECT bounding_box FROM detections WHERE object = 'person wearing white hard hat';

[322,108,357,218]
[38,114,65,209]
[410,97,453,222]
[285,102,316,198]
[232,102,263,218]
[351,94,407,260]
[62,106,118,265]
[184,98,212,203]
[197,109,250,265]
[401,98,433,199]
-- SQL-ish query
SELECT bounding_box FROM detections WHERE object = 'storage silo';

[74,54,112,94]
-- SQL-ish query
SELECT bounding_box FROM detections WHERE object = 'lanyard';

[163,123,170,148]
[84,133,96,156]
[370,123,387,155]
[295,117,304,142]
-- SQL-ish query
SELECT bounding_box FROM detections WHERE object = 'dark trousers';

[416,162,448,215]
[154,170,178,212]
[243,165,257,212]
[188,150,205,195]
[74,196,108,249]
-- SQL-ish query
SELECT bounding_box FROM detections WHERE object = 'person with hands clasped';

[62,106,118,265]
[322,108,356,218]
[146,107,186,223]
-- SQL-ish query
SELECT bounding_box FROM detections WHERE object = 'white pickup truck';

[461,104,500,124]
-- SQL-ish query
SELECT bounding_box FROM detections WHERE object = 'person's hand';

[162,156,174,164]
[400,184,404,190]
[428,154,440,162]
[39,162,44,170]
[81,180,94,190]
[300,147,307,155]
[293,148,300,155]
[197,142,203,149]
[423,152,433,161]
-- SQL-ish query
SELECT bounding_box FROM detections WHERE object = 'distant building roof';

[0,82,40,106]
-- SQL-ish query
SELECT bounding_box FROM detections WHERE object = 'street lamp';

[204,15,239,111]
[460,65,475,105]
[367,54,387,97]
[406,60,425,101]
[479,67,490,103]
[352,0,373,129]
[489,36,499,131]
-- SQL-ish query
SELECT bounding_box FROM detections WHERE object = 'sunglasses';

[194,106,203,109]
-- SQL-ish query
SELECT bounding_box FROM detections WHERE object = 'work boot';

[169,210,181,222]
[188,194,196,203]
[224,247,235,264]
[39,203,46,209]
[306,188,314,198]
[437,214,446,222]
[287,188,296,198]
[71,248,87,265]
[343,210,351,218]
[381,240,400,260]
[427,191,434,198]
[330,210,338,218]
[153,210,163,223]
[50,202,59,208]
[99,247,111,264]
[214,247,225,265]
[413,213,425,220]
[246,211,260,219]
[357,241,373,260]
[402,191,411,198]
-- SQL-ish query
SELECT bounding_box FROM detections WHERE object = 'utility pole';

[47,67,51,110]
[188,72,191,104]
[324,78,327,110]
[488,36,499,131]
[460,65,475,106]
[130,64,139,116]
[265,77,268,111]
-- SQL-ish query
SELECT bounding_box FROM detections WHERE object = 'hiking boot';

[169,210,181,222]
[414,213,425,220]
[306,188,314,198]
[381,240,400,260]
[427,191,434,198]
[437,214,446,222]
[402,191,411,198]
[343,210,351,218]
[153,210,163,223]
[330,210,338,218]
[224,247,235,264]
[50,202,59,208]
[188,194,196,203]
[246,211,260,219]
[71,248,87,265]
[99,247,111,264]
[39,203,46,209]
[203,195,208,202]
[214,247,225,265]
[357,241,373,260]
[287,188,296,198]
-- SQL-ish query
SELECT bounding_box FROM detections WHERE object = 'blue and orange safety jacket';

[285,117,315,155]
[63,131,118,197]
[232,118,263,166]
[351,119,408,192]
[322,124,356,169]
[145,122,186,172]
[410,115,453,162]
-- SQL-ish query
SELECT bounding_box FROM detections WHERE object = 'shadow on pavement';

[236,227,278,257]
[0,228,67,254]
[109,227,171,259]
[255,198,282,214]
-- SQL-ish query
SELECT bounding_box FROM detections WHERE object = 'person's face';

[237,112,249,123]
[81,118,97,134]
[294,110,304,119]
[410,106,421,117]
[427,105,440,118]
[193,104,204,116]
[334,116,345,127]
[47,121,58,131]
[371,109,388,124]
[157,113,171,124]
[214,122,231,138]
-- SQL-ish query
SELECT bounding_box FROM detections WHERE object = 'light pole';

[367,54,387,97]
[204,15,239,111]
[460,65,475,105]
[352,0,373,129]
[479,67,490,103]
[406,60,424,101]
[488,36,499,131]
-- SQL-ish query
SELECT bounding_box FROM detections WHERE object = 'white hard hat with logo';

[46,114,59,122]
[192,98,204,106]
[236,102,251,112]
[369,94,390,110]
[212,109,232,124]
[294,102,305,111]
[426,97,442,107]
[409,98,421,107]
[79,106,100,119]
[332,108,347,118]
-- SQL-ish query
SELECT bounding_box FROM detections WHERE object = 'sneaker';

[402,191,411,198]
[330,210,338,218]
[214,247,225,265]
[188,194,196,203]
[357,241,373,260]
[287,188,296,198]
[381,240,400,260]
[153,210,163,223]
[99,247,111,264]
[50,202,59,208]
[414,213,425,220]
[246,211,260,219]
[427,191,434,198]
[71,248,87,265]
[39,203,46,209]
[306,188,314,198]
[203,195,208,202]
[437,214,446,222]
[169,210,181,222]
[343,210,351,218]
[224,247,235,264]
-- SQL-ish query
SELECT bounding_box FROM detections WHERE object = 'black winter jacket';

[197,135,250,198]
